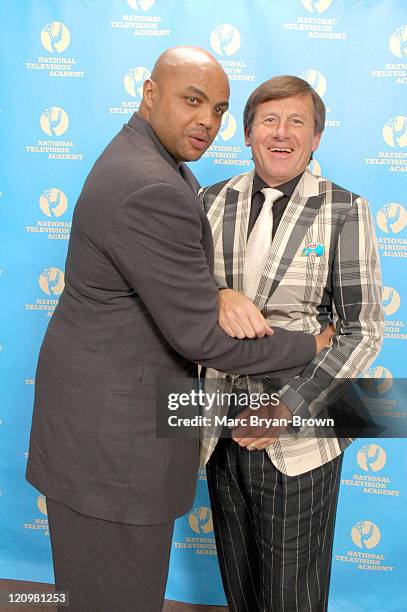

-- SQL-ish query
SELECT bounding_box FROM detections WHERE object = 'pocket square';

[301,242,325,257]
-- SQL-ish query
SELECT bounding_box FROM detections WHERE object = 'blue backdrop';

[0,1,406,609]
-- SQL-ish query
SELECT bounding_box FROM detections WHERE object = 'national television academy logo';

[357,444,387,473]
[40,107,69,137]
[40,21,70,54]
[188,506,213,535]
[376,202,407,235]
[389,25,407,59]
[123,67,151,98]
[361,366,393,396]
[37,495,48,516]
[217,111,237,142]
[301,0,332,14]
[39,268,65,296]
[382,116,407,148]
[210,24,241,57]
[39,189,68,218]
[382,286,400,316]
[127,0,156,10]
[351,521,381,549]
[301,69,327,97]
[308,159,321,175]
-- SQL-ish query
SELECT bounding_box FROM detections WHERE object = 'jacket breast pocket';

[283,251,329,294]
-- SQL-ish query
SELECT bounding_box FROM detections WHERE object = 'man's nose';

[197,106,213,129]
[274,118,289,138]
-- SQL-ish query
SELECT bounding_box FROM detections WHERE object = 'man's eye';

[186,96,199,104]
[215,107,226,116]
[290,118,304,125]
[263,117,276,124]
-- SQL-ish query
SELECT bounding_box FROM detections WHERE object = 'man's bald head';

[139,46,230,162]
[150,46,228,89]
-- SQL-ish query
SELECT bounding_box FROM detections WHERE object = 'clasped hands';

[228,400,293,451]
[218,288,335,450]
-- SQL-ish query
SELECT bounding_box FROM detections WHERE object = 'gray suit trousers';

[46,498,174,612]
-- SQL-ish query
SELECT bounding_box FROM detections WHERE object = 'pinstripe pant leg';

[247,452,343,612]
[207,438,261,612]
[208,440,343,612]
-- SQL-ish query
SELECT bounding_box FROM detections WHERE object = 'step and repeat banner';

[0,1,406,609]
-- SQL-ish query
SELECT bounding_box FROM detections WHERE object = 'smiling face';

[141,60,229,162]
[244,93,321,186]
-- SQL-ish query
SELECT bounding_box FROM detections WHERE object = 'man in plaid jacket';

[200,76,383,612]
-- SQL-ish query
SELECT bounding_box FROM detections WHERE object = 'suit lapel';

[222,171,254,291]
[179,163,200,194]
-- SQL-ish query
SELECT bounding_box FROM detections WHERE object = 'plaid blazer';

[199,169,383,475]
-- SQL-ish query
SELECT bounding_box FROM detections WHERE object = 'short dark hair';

[243,75,325,135]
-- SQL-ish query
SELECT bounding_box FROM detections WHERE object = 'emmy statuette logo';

[123,67,151,99]
[40,22,70,54]
[127,0,156,10]
[301,69,327,97]
[188,507,213,534]
[361,366,393,396]
[382,286,401,317]
[39,188,68,218]
[40,107,69,137]
[37,496,48,516]
[216,111,237,142]
[382,116,407,148]
[357,444,387,473]
[210,24,241,57]
[39,268,65,296]
[308,159,321,175]
[376,203,407,235]
[389,25,407,59]
[301,0,332,14]
[351,521,381,550]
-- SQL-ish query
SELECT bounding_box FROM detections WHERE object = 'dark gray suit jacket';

[26,114,316,525]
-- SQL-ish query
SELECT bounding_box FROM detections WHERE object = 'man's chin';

[181,148,208,163]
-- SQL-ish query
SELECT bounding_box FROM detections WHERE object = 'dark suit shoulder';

[70,121,199,258]
[75,123,194,224]
[93,124,183,194]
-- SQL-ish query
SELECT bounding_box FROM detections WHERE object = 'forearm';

[279,196,384,419]
[278,323,383,420]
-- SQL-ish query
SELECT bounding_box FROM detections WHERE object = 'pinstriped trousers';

[206,438,343,612]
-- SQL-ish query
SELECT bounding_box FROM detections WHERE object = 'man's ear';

[244,127,252,147]
[142,79,155,109]
[312,130,322,153]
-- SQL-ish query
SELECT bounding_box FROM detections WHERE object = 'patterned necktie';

[244,187,283,302]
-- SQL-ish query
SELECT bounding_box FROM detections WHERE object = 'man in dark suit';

[26,51,330,611]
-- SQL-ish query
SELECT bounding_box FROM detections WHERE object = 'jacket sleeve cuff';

[279,386,311,419]
[278,385,311,433]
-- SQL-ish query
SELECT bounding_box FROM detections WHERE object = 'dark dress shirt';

[247,172,303,239]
